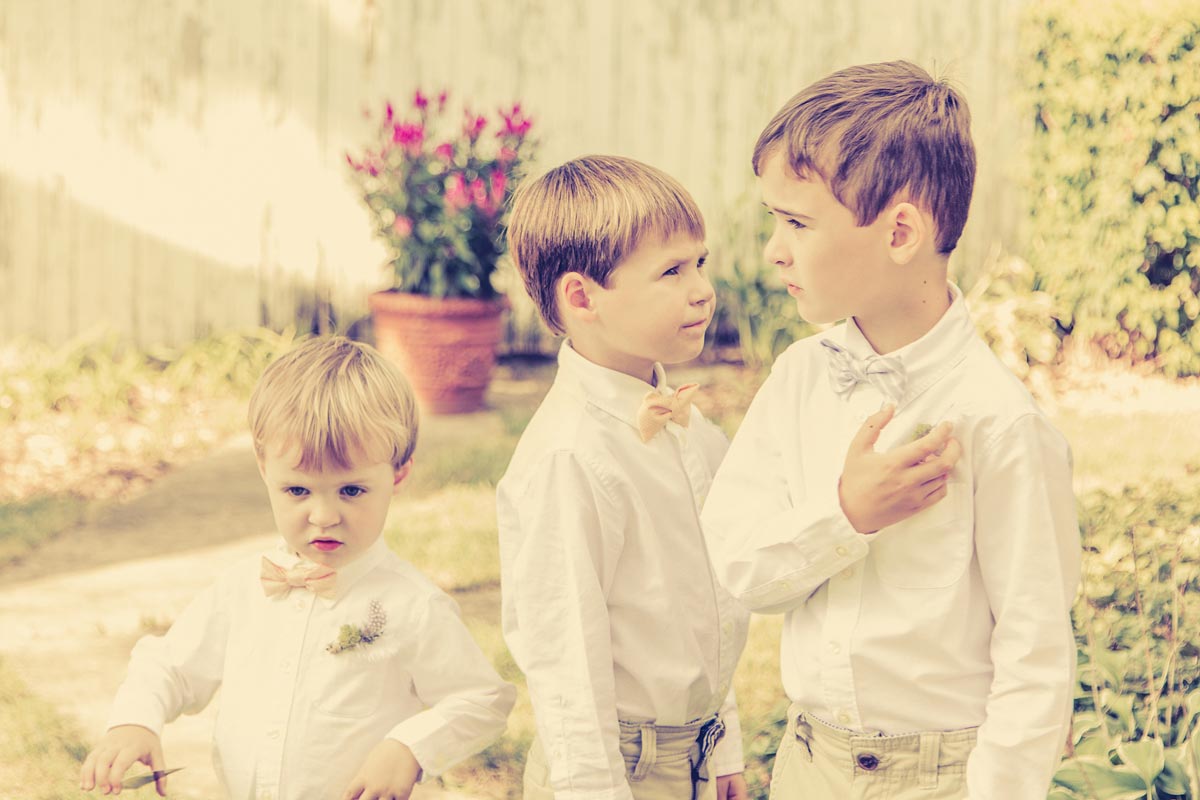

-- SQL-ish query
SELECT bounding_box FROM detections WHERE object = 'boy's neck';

[852,278,952,355]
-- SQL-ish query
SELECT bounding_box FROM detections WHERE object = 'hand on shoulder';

[839,405,961,533]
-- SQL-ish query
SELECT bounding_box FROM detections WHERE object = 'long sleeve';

[702,366,867,613]
[967,414,1080,799]
[710,684,745,777]
[501,451,633,800]
[106,579,229,734]
[388,593,516,779]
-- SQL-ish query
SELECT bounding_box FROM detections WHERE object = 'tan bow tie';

[260,557,338,600]
[636,383,699,442]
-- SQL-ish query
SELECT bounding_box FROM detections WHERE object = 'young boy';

[702,61,1080,799]
[80,336,515,800]
[496,155,751,800]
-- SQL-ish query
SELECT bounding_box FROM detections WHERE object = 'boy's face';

[257,446,408,570]
[759,149,893,325]
[577,231,714,381]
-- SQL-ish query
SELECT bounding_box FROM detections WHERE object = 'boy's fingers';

[80,750,98,790]
[342,781,364,800]
[149,741,167,797]
[849,404,895,454]
[106,749,141,795]
[898,423,953,466]
[920,480,948,507]
[92,750,114,794]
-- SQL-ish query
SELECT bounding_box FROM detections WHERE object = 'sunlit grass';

[0,658,93,800]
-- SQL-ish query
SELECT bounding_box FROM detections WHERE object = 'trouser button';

[857,753,879,770]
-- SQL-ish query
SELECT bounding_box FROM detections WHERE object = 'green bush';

[1023,0,1200,375]
[1055,481,1200,799]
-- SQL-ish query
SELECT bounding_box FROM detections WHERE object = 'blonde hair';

[506,155,705,334]
[248,336,418,470]
[753,60,975,255]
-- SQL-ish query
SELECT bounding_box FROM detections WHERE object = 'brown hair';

[753,61,975,254]
[248,336,418,470]
[506,155,705,333]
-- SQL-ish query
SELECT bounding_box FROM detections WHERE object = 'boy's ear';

[885,201,926,265]
[393,459,413,491]
[557,271,599,323]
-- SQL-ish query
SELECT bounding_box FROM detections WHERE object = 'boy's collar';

[556,340,672,428]
[266,537,388,608]
[841,283,974,406]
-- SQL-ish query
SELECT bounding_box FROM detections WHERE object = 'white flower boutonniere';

[327,599,387,657]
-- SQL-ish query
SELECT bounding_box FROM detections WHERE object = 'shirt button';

[828,641,840,654]
[281,660,292,672]
[293,597,305,610]
[840,567,855,579]
[266,729,280,740]
[722,621,732,636]
[835,545,849,557]
[837,711,852,725]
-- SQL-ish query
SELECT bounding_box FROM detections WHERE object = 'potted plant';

[347,90,535,413]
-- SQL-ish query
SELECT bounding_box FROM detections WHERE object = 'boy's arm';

[967,414,1080,800]
[702,369,957,613]
[501,451,634,800]
[105,579,229,735]
[384,592,516,780]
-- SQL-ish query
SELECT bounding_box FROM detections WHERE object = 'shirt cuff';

[711,711,745,777]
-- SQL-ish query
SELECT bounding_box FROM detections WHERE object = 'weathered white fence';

[0,0,1025,350]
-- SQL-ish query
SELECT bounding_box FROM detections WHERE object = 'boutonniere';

[327,599,387,656]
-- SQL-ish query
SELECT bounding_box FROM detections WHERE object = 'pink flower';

[435,142,454,161]
[498,146,518,165]
[499,104,533,139]
[385,102,394,123]
[445,173,470,211]
[437,90,448,111]
[392,215,413,238]
[392,122,425,155]
[414,90,429,110]
[469,177,489,211]
[463,111,487,142]
[488,169,507,209]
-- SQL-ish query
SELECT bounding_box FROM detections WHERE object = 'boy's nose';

[308,500,340,528]
[690,272,715,306]
[764,229,790,267]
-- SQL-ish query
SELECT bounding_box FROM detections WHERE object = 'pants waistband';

[785,703,977,788]
[618,716,724,798]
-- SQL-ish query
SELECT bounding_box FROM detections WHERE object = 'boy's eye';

[696,256,707,270]
[284,486,309,497]
[786,218,807,230]
[663,266,680,277]
[341,485,366,498]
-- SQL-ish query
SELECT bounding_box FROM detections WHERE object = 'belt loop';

[631,723,657,781]
[794,711,814,762]
[917,731,940,788]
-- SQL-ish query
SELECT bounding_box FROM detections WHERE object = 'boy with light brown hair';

[702,61,1080,799]
[81,336,514,800]
[497,154,751,800]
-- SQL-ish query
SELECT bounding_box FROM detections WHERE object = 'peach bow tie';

[636,383,699,442]
[260,557,337,600]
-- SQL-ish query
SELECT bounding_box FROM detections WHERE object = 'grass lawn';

[0,658,93,800]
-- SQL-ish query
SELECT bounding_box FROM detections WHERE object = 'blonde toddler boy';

[81,336,515,800]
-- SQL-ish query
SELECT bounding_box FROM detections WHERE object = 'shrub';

[1023,0,1200,375]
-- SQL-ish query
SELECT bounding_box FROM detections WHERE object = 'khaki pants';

[524,719,721,800]
[769,705,977,799]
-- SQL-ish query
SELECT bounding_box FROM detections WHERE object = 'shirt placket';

[670,424,736,719]
[818,386,881,729]
[254,588,313,799]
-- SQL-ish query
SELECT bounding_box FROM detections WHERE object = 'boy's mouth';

[310,538,344,552]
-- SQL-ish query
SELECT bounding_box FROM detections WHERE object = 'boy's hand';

[716,772,749,800]
[839,405,961,534]
[80,724,167,796]
[341,738,422,800]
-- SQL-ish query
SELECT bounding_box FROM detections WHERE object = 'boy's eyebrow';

[762,201,813,220]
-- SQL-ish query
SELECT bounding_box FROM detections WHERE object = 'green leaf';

[1117,738,1165,787]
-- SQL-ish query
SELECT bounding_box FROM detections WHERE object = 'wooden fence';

[0,0,1026,351]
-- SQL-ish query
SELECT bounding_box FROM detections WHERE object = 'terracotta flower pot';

[368,290,509,415]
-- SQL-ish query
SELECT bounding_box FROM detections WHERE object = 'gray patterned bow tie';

[820,339,906,404]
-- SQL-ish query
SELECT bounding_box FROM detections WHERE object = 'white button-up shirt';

[702,285,1080,800]
[497,343,749,799]
[106,539,515,800]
